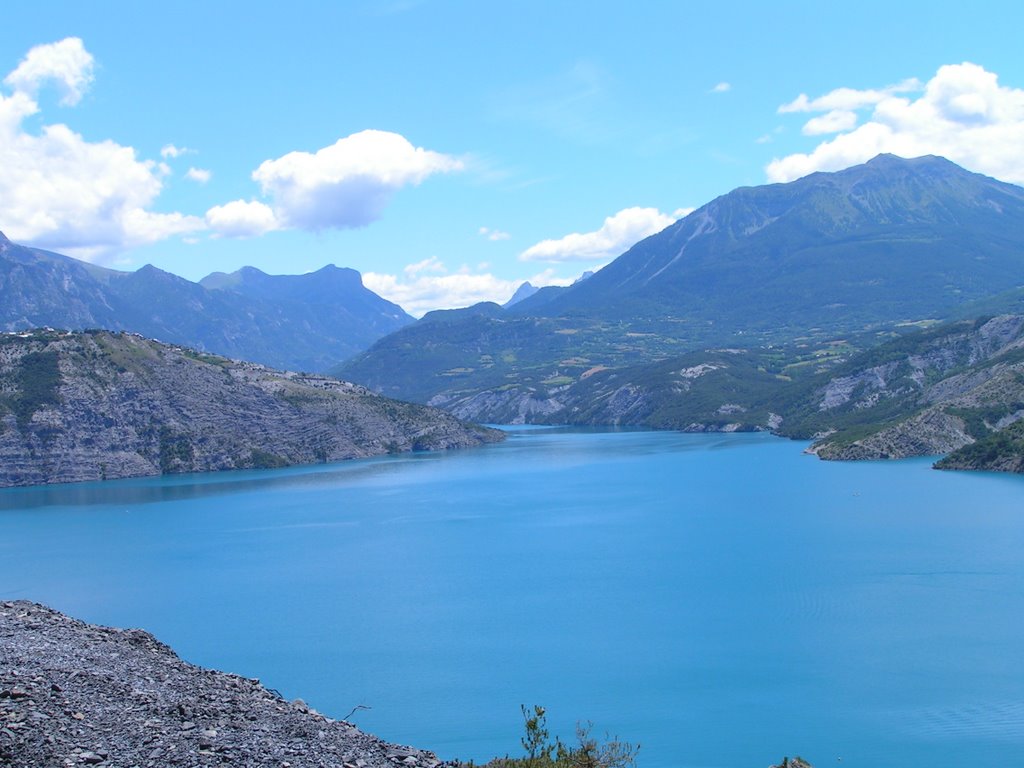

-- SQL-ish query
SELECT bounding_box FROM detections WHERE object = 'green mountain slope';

[339,155,1024,411]
[0,329,502,488]
[514,315,1024,472]
[545,154,1024,327]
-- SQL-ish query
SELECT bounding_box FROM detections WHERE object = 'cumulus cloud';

[3,37,94,106]
[251,129,462,230]
[0,99,204,255]
[767,63,1024,183]
[0,39,204,259]
[205,200,279,238]
[363,260,586,317]
[364,264,520,317]
[711,82,731,93]
[479,226,510,241]
[185,167,212,183]
[519,206,687,263]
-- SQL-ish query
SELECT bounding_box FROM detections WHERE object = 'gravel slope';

[0,601,447,768]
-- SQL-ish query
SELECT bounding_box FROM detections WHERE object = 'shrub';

[474,705,639,768]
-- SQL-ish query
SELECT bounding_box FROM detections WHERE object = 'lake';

[2,427,1023,768]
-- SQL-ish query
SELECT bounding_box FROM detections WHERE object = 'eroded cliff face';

[804,316,1024,461]
[0,330,502,488]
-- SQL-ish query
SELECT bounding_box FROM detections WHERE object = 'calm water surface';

[2,428,1024,768]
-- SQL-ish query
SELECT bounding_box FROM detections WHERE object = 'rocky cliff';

[0,330,502,488]
[0,600,446,768]
[797,315,1024,461]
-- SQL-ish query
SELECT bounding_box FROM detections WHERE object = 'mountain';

[503,281,539,307]
[541,154,1024,327]
[0,235,413,372]
[0,329,502,488]
[339,155,1024,412]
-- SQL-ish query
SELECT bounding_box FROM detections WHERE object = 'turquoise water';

[2,427,1024,767]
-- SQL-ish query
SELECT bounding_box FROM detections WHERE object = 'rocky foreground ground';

[0,601,446,768]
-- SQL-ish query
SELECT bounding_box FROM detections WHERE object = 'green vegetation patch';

[158,428,195,473]
[473,705,639,768]
[936,420,1024,472]
[250,448,289,469]
[10,350,62,428]
[945,403,1024,440]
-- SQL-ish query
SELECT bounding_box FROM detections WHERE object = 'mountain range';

[337,155,1024,413]
[0,232,412,373]
[6,153,1024,474]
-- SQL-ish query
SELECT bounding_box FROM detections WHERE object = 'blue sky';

[4,1,1024,314]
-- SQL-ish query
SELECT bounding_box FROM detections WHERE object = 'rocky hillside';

[0,330,502,488]
[788,315,1024,460]
[1,601,809,768]
[935,420,1024,472]
[339,155,1024,408]
[410,313,1024,472]
[0,600,446,768]
[0,232,412,372]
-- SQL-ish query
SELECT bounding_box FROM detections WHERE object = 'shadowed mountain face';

[0,237,412,372]
[339,155,1024,408]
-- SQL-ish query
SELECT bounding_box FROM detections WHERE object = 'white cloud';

[519,206,685,263]
[160,143,194,159]
[205,200,279,238]
[404,255,446,276]
[3,37,94,106]
[364,260,588,317]
[479,226,510,241]
[364,266,519,317]
[711,82,731,93]
[251,129,462,230]
[185,167,212,183]
[802,109,858,135]
[0,104,204,255]
[778,78,922,113]
[768,63,1024,183]
[0,40,205,259]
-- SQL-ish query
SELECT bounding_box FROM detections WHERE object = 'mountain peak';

[504,281,539,308]
[863,153,956,170]
[0,231,9,245]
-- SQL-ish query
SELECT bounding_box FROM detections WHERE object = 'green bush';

[472,705,639,768]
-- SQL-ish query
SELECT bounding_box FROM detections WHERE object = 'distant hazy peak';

[504,281,539,307]
[573,271,595,284]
